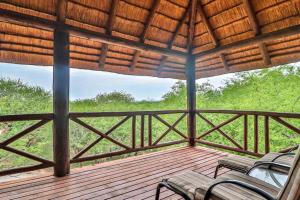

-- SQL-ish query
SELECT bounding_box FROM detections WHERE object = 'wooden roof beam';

[195,24,300,59]
[243,0,272,66]
[243,0,260,35]
[130,0,161,71]
[157,1,191,75]
[197,0,230,70]
[168,1,191,49]
[0,9,187,58]
[219,53,229,71]
[259,43,271,66]
[196,0,218,46]
[187,0,197,52]
[99,0,120,69]
[56,0,68,23]
[141,0,161,43]
[157,56,167,76]
[130,51,141,72]
[195,0,232,70]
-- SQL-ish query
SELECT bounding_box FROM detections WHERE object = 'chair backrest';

[277,146,300,200]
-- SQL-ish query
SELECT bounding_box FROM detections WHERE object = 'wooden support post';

[53,27,70,177]
[186,54,196,147]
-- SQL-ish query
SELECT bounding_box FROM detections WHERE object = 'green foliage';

[0,65,299,170]
[0,79,52,114]
[95,91,135,103]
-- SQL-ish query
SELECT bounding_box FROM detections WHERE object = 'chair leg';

[214,164,222,178]
[156,180,191,200]
[155,182,165,200]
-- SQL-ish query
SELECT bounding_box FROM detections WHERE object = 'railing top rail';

[0,113,54,122]
[196,109,300,118]
[69,110,188,118]
[1,110,299,122]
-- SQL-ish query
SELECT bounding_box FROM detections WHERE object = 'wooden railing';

[0,114,54,176]
[0,109,299,176]
[69,110,189,163]
[195,110,300,157]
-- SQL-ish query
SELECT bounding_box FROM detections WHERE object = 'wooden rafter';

[130,51,141,71]
[196,0,231,70]
[107,0,119,35]
[219,53,229,71]
[243,0,260,35]
[56,0,68,23]
[157,55,167,75]
[157,1,192,75]
[196,0,218,46]
[259,42,271,66]
[99,0,120,69]
[130,0,161,71]
[243,0,271,66]
[141,0,161,43]
[168,2,192,49]
[187,0,197,51]
[259,43,271,66]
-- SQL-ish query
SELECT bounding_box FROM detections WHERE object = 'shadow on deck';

[0,147,229,200]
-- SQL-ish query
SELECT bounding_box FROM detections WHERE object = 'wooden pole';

[53,26,70,177]
[186,54,196,146]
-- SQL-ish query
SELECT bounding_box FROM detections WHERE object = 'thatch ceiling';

[0,0,299,79]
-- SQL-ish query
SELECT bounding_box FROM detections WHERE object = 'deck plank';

[0,146,229,200]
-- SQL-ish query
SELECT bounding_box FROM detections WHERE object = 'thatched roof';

[0,0,299,79]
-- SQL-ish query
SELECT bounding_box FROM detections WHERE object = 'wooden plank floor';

[0,147,229,200]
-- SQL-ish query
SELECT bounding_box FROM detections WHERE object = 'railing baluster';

[243,114,248,151]
[148,115,152,146]
[140,115,145,148]
[264,116,270,154]
[132,115,136,149]
[254,115,259,153]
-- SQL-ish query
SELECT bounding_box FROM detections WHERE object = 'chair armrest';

[246,162,290,175]
[271,152,295,162]
[288,144,299,152]
[203,180,276,200]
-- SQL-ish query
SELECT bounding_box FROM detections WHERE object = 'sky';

[0,63,243,101]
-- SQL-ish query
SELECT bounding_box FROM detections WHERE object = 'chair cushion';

[218,153,294,174]
[167,170,213,200]
[256,152,294,166]
[166,170,279,200]
[215,171,280,199]
[218,155,255,172]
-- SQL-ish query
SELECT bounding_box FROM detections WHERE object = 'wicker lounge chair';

[214,146,298,178]
[155,147,300,200]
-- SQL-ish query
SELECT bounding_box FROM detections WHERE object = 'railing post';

[140,114,145,148]
[264,116,270,154]
[254,115,259,154]
[148,115,152,146]
[186,54,196,147]
[132,115,136,149]
[243,115,248,151]
[53,26,70,177]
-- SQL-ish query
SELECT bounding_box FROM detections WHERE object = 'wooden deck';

[0,147,229,200]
